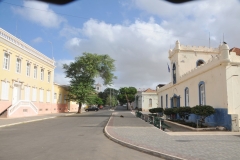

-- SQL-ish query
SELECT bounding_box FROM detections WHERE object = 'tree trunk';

[77,102,82,113]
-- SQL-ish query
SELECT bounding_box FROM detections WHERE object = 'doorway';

[12,84,21,105]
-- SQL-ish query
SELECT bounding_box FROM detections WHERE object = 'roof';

[230,47,240,56]
[143,88,156,93]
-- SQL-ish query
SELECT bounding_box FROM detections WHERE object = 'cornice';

[0,28,55,67]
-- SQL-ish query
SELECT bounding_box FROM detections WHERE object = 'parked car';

[85,106,99,112]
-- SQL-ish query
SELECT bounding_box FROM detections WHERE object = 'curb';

[0,113,76,128]
[103,113,185,160]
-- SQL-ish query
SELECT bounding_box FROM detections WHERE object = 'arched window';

[199,81,205,105]
[149,98,152,107]
[41,69,44,80]
[26,63,30,76]
[166,94,168,108]
[172,63,176,84]
[34,66,37,78]
[196,60,204,67]
[3,53,10,70]
[16,58,21,73]
[185,87,189,106]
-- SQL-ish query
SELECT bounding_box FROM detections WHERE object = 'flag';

[167,63,170,73]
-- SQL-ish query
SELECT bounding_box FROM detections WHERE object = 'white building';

[157,40,240,131]
[133,88,158,111]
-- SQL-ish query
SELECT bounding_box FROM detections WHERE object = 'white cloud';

[12,1,66,28]
[54,59,73,85]
[32,37,42,44]
[131,0,240,48]
[64,18,175,89]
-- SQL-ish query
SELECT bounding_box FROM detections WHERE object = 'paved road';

[0,109,161,160]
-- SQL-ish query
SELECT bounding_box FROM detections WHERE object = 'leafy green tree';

[63,53,116,113]
[118,87,137,109]
[98,88,118,105]
[191,105,215,126]
[106,95,118,107]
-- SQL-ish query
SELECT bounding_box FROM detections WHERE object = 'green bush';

[149,108,163,114]
[191,105,215,126]
[178,106,192,120]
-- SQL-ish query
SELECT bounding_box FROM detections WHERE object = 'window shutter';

[170,97,173,108]
[1,82,9,100]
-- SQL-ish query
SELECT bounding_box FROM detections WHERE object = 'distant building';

[157,40,240,131]
[95,83,101,93]
[133,88,158,111]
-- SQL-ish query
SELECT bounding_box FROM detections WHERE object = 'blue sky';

[1,0,240,90]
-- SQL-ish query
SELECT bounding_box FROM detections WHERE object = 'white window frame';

[3,52,10,70]
[1,81,9,100]
[34,66,37,79]
[58,94,62,103]
[32,87,37,101]
[39,89,43,102]
[26,63,30,77]
[200,84,205,105]
[47,91,50,103]
[16,58,21,73]
[41,69,44,80]
[48,72,51,83]
[24,86,31,101]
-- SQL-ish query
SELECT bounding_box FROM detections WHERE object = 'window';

[54,93,57,103]
[171,95,180,108]
[47,91,50,103]
[149,98,152,107]
[41,69,44,80]
[59,94,62,103]
[161,96,163,108]
[26,63,30,76]
[172,63,176,84]
[166,94,168,108]
[24,86,30,100]
[3,53,10,70]
[34,66,37,78]
[185,87,189,106]
[196,60,204,67]
[39,89,43,102]
[1,81,9,100]
[199,81,205,105]
[16,58,21,73]
[64,95,67,104]
[48,72,51,82]
[32,87,37,101]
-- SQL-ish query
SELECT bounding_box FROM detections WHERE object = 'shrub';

[178,106,192,121]
[191,105,215,126]
[149,108,163,114]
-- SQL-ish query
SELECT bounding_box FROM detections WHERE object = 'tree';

[118,87,137,110]
[191,105,215,127]
[106,95,118,107]
[98,88,118,105]
[63,53,116,113]
[178,106,192,121]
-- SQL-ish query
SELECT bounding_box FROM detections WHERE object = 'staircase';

[8,100,38,117]
[0,105,11,117]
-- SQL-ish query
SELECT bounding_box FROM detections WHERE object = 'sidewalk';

[0,112,76,128]
[104,111,240,160]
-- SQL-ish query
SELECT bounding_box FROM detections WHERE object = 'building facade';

[0,28,79,118]
[133,88,158,111]
[157,40,240,131]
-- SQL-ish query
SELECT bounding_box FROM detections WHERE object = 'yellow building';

[0,28,78,118]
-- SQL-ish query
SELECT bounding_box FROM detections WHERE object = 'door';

[12,84,21,105]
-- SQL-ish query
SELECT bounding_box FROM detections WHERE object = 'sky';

[1,0,240,91]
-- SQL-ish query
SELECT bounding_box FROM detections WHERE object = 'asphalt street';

[0,108,161,160]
